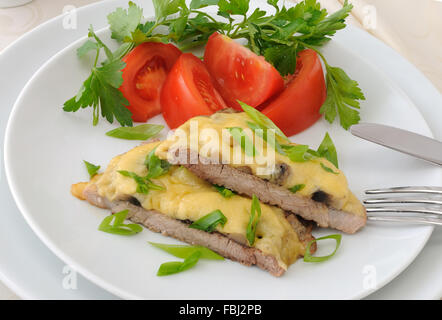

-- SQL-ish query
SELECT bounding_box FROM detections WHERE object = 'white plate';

[0,0,121,299]
[2,0,441,299]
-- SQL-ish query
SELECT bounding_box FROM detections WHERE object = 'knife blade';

[350,123,442,166]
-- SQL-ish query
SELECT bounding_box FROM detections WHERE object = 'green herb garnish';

[98,209,143,235]
[246,195,262,246]
[320,163,339,174]
[149,242,224,260]
[145,148,171,179]
[189,209,227,232]
[319,56,365,130]
[289,184,305,193]
[282,132,340,172]
[105,123,163,140]
[83,160,100,178]
[246,121,285,155]
[304,234,342,262]
[282,144,312,162]
[157,251,201,276]
[316,132,338,168]
[63,26,133,127]
[118,170,164,194]
[213,184,235,198]
[240,101,289,142]
[66,1,364,130]
[228,127,258,157]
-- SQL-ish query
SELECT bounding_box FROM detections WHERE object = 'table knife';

[350,123,442,166]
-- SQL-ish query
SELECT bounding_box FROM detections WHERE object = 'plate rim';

[2,2,441,300]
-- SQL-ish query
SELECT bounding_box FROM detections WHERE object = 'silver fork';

[364,186,442,226]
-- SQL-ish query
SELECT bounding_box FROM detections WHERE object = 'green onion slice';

[303,234,342,263]
[189,210,227,233]
[246,195,262,246]
[213,184,235,198]
[149,242,224,260]
[320,163,339,174]
[239,100,289,143]
[157,251,201,276]
[145,147,171,179]
[84,160,100,179]
[228,127,258,157]
[317,132,339,168]
[105,123,163,140]
[289,184,305,193]
[98,209,143,235]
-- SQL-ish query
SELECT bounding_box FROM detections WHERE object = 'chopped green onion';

[239,100,289,143]
[189,210,227,233]
[98,209,143,235]
[304,234,342,263]
[317,132,339,168]
[157,251,201,276]
[84,160,100,179]
[213,184,235,198]
[282,144,312,162]
[246,195,262,246]
[145,147,171,179]
[320,163,339,174]
[105,123,163,140]
[118,170,164,194]
[148,242,224,260]
[246,121,286,155]
[228,127,258,157]
[289,184,305,193]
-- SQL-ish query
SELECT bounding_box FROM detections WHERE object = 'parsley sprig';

[65,0,364,130]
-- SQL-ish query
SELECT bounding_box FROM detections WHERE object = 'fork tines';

[364,186,442,226]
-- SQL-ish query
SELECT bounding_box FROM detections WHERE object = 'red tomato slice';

[161,53,227,129]
[203,32,284,110]
[120,42,182,122]
[261,49,327,136]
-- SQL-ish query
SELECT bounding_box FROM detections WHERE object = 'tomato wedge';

[261,49,327,136]
[204,32,284,110]
[120,42,182,122]
[161,53,227,129]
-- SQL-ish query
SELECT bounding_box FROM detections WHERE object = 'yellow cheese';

[156,112,365,216]
[94,142,304,270]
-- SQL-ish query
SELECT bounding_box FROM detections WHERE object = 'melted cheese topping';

[156,112,365,216]
[94,142,304,269]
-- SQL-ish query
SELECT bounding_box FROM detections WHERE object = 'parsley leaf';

[107,1,143,42]
[76,40,99,58]
[190,0,220,10]
[63,27,132,127]
[320,64,365,130]
[264,44,298,76]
